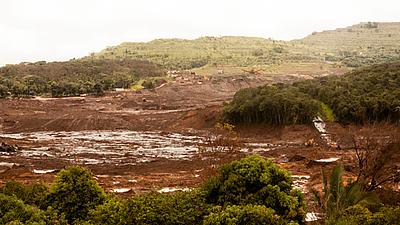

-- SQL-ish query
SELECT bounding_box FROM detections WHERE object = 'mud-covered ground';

[0,73,398,211]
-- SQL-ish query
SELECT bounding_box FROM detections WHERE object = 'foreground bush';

[0,180,49,206]
[44,166,107,224]
[0,193,45,224]
[204,204,297,225]
[86,190,210,225]
[0,193,66,225]
[0,156,309,224]
[202,155,306,224]
[122,190,210,225]
[312,164,379,221]
[327,204,400,225]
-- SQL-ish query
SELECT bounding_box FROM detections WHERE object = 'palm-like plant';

[311,164,378,221]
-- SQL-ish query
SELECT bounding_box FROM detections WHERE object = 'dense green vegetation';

[45,166,107,222]
[329,205,400,225]
[311,164,400,225]
[294,61,400,123]
[1,156,399,224]
[0,59,165,97]
[224,61,400,125]
[223,85,323,125]
[202,155,306,223]
[203,205,291,225]
[0,156,306,225]
[94,22,400,70]
[0,193,67,225]
[312,164,379,222]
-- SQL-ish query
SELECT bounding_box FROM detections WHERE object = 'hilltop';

[92,36,315,70]
[1,22,400,98]
[297,22,400,67]
[93,22,400,72]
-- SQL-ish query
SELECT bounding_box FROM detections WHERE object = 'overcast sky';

[1,0,399,65]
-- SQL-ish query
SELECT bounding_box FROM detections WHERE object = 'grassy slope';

[92,22,400,73]
[298,22,400,53]
[93,36,319,70]
[296,22,400,66]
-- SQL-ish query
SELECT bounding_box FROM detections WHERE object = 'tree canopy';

[0,59,165,97]
[224,61,400,125]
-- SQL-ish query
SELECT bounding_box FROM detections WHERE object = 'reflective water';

[0,131,205,166]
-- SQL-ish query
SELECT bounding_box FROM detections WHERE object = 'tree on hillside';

[223,85,322,125]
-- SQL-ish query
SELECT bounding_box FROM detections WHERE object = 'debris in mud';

[289,154,306,162]
[312,117,337,148]
[0,162,17,173]
[304,138,316,147]
[113,188,131,193]
[314,157,339,163]
[158,187,191,193]
[0,162,16,167]
[305,212,321,222]
[0,131,205,166]
[292,175,310,193]
[307,157,340,167]
[33,169,57,174]
[0,142,17,153]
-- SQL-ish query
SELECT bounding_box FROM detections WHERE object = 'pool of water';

[0,131,206,167]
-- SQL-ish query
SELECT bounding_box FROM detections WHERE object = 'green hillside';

[93,22,400,71]
[92,36,317,70]
[223,60,400,125]
[2,22,400,98]
[296,22,400,67]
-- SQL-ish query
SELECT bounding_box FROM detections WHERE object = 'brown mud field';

[0,74,398,211]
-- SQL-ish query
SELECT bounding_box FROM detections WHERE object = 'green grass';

[92,22,400,72]
[320,102,335,122]
[130,80,144,91]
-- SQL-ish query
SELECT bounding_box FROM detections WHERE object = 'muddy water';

[0,131,206,169]
[313,117,337,147]
[0,130,311,194]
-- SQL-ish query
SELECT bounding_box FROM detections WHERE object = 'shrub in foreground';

[204,204,298,225]
[44,166,106,224]
[123,190,210,225]
[202,155,306,224]
[0,180,49,206]
[327,204,400,225]
[0,193,67,225]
